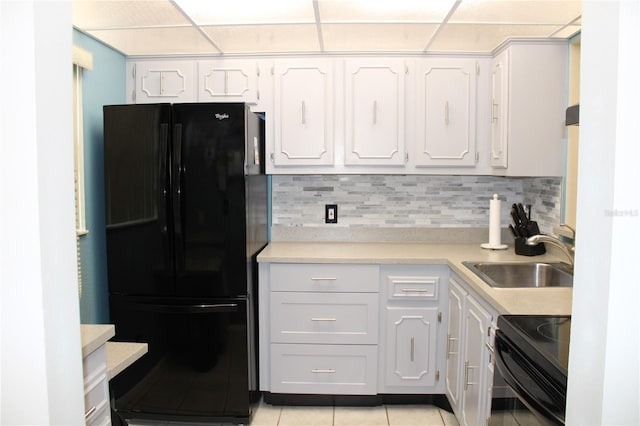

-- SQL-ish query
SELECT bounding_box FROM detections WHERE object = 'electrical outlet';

[325,204,338,224]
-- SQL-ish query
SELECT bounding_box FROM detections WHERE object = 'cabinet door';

[461,295,492,426]
[273,61,334,166]
[445,279,466,415]
[384,307,439,388]
[197,60,258,104]
[344,59,406,166]
[490,50,509,169]
[131,60,195,104]
[416,60,477,167]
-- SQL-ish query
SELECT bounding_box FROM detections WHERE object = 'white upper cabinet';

[272,60,334,167]
[490,41,568,176]
[197,60,259,104]
[127,60,196,104]
[344,59,407,166]
[415,59,477,167]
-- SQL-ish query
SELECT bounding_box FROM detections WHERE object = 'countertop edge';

[81,324,115,357]
[106,342,148,381]
[257,241,573,316]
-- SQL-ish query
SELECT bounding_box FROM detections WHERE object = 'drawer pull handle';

[311,277,337,281]
[401,288,429,293]
[311,317,337,322]
[85,406,97,419]
[311,369,336,374]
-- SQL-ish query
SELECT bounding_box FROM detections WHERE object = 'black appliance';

[103,103,267,424]
[492,315,570,425]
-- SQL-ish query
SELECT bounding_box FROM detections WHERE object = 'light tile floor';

[251,400,460,426]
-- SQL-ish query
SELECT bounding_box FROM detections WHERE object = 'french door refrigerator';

[103,103,267,424]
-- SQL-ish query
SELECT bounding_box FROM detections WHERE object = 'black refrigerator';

[103,103,267,424]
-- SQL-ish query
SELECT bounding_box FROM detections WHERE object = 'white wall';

[567,1,640,424]
[0,2,85,424]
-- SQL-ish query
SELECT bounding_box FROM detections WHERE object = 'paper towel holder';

[482,193,508,250]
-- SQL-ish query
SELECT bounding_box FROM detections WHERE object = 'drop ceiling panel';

[202,24,321,54]
[87,27,219,55]
[427,24,562,52]
[450,0,581,24]
[73,0,190,29]
[174,0,316,25]
[323,23,439,52]
[318,0,457,23]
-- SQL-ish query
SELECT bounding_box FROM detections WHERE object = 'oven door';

[491,329,564,425]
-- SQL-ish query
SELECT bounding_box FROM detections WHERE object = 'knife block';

[514,237,546,256]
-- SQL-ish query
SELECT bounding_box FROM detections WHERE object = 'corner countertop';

[257,241,572,316]
[81,324,148,380]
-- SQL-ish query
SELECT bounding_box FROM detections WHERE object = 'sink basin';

[462,261,573,288]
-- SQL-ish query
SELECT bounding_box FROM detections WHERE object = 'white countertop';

[257,241,572,316]
[80,324,148,380]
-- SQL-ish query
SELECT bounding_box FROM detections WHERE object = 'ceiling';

[72,0,582,57]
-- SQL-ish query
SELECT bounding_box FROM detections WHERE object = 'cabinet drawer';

[270,263,379,292]
[386,275,439,301]
[84,365,109,425]
[271,292,378,344]
[270,344,377,395]
[83,344,107,378]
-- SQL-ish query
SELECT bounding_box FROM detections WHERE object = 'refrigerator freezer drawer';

[109,296,252,422]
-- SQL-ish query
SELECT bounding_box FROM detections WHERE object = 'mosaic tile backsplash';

[271,175,562,236]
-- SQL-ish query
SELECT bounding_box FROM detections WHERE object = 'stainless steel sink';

[462,261,573,288]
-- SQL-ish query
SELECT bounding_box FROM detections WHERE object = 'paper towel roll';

[489,194,502,247]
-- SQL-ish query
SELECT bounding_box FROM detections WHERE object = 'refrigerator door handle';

[172,123,184,273]
[133,302,240,314]
[159,122,170,238]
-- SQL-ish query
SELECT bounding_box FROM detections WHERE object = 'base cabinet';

[259,262,448,396]
[383,307,439,388]
[446,275,494,426]
[83,344,110,426]
[260,263,379,394]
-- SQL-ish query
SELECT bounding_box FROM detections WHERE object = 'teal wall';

[73,30,125,323]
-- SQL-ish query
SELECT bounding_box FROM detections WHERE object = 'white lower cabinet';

[259,262,448,396]
[258,258,508,426]
[383,306,439,388]
[446,275,494,426]
[83,344,111,426]
[260,263,379,395]
[380,265,448,393]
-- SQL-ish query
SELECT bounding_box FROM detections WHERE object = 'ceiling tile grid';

[72,0,581,56]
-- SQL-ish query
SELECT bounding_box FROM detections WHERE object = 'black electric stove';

[494,315,571,425]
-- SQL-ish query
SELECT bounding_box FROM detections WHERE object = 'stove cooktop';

[497,315,571,393]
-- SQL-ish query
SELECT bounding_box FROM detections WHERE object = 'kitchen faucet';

[526,226,575,267]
